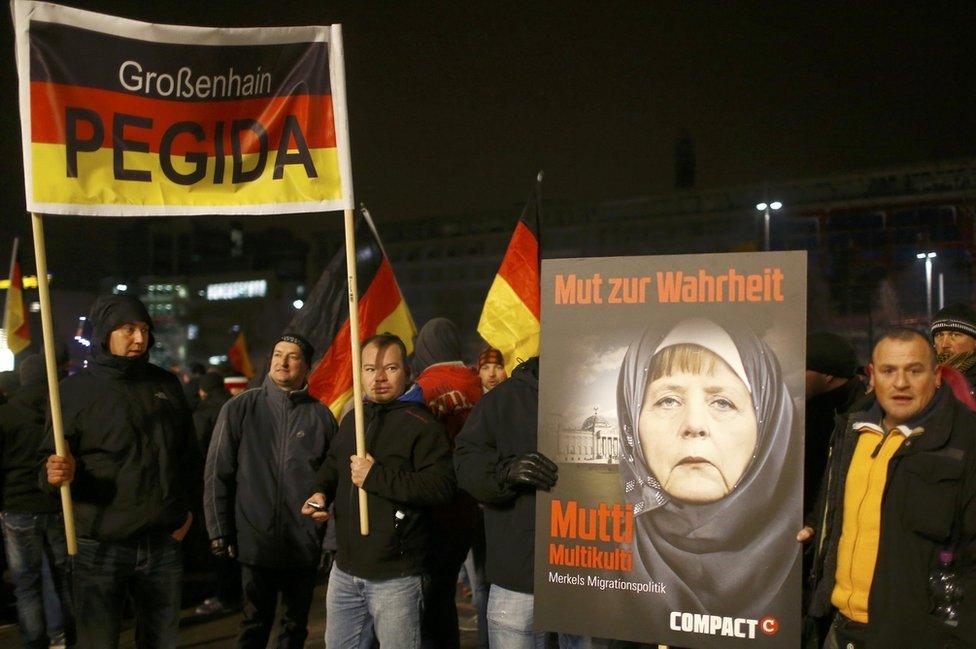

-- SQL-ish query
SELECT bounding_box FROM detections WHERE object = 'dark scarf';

[617,317,799,616]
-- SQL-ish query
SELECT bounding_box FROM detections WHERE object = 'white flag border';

[12,0,355,217]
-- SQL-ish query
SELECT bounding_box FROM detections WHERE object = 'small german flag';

[477,179,541,374]
[288,207,415,420]
[228,331,254,378]
[3,238,31,355]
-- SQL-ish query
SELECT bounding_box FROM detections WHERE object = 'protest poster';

[13,0,353,216]
[535,251,806,648]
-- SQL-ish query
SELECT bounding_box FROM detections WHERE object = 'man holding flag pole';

[11,1,380,645]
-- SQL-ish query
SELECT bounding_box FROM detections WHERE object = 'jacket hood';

[411,318,462,374]
[362,381,426,406]
[261,373,312,404]
[9,382,48,419]
[510,356,539,389]
[88,295,155,376]
[17,354,47,388]
[397,382,426,404]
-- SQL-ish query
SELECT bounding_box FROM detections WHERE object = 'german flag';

[287,207,416,419]
[3,238,31,355]
[14,3,346,216]
[228,331,254,379]
[477,183,541,374]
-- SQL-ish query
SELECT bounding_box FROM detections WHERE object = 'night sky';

[2,1,974,276]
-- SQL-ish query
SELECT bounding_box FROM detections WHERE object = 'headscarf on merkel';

[616,316,799,618]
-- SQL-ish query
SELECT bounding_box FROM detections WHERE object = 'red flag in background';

[287,206,416,420]
[477,177,541,374]
[3,238,31,355]
[228,331,254,378]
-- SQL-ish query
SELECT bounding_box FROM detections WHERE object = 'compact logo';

[759,616,779,636]
[669,612,779,639]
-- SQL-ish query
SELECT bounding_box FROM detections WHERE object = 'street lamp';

[916,251,937,320]
[755,201,783,251]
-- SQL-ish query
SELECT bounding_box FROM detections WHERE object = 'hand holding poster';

[535,251,806,648]
[12,0,353,216]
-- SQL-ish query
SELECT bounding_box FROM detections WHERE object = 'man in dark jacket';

[800,328,976,648]
[205,333,336,648]
[42,295,201,648]
[804,331,865,511]
[193,371,231,454]
[192,370,236,617]
[412,318,482,649]
[453,357,566,648]
[302,333,455,649]
[1,354,73,648]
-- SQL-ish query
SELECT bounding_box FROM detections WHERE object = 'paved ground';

[0,581,482,648]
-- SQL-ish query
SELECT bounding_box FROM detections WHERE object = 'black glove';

[210,537,237,559]
[502,452,558,491]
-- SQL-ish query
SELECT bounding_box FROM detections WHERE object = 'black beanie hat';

[275,333,314,364]
[806,331,858,379]
[198,371,224,393]
[18,354,46,387]
[931,303,976,339]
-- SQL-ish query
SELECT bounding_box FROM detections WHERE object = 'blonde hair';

[649,344,720,383]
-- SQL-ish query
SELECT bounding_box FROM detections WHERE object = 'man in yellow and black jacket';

[803,328,976,649]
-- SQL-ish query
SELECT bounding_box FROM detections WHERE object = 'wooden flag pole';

[30,213,77,555]
[329,24,367,535]
[343,207,369,535]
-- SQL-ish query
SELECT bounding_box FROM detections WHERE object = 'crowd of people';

[0,291,973,649]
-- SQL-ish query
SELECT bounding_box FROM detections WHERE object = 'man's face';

[108,321,150,357]
[870,337,941,428]
[362,342,408,403]
[479,362,507,391]
[269,341,309,390]
[934,330,976,358]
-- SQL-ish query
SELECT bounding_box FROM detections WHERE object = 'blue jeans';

[1,511,74,649]
[72,534,183,649]
[487,585,592,649]
[463,542,489,649]
[325,564,423,649]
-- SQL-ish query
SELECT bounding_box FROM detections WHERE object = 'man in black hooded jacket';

[42,294,201,649]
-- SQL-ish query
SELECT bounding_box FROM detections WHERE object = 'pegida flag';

[286,207,415,420]
[12,1,353,216]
